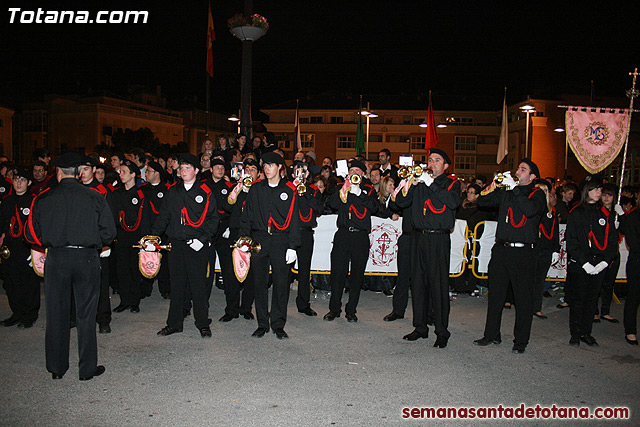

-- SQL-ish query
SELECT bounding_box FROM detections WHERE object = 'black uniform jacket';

[207,178,235,239]
[24,178,116,249]
[327,182,379,233]
[395,174,461,231]
[0,192,34,252]
[110,184,151,243]
[224,184,249,231]
[620,207,640,259]
[536,206,560,252]
[477,182,546,244]
[566,202,617,266]
[140,181,170,229]
[298,183,324,229]
[151,180,219,244]
[239,178,301,249]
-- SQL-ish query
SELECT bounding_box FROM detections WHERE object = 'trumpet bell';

[243,177,253,188]
[297,183,306,196]
[0,245,10,260]
[349,174,362,185]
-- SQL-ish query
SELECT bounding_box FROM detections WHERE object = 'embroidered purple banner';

[565,107,630,173]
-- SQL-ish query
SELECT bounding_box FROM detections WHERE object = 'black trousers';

[393,233,412,316]
[411,233,450,338]
[3,242,40,322]
[96,257,111,326]
[251,231,291,330]
[596,253,619,316]
[45,247,100,378]
[114,243,141,306]
[296,229,315,311]
[157,252,171,295]
[223,229,255,316]
[329,229,369,315]
[532,249,552,313]
[167,241,211,330]
[215,235,235,312]
[568,262,605,338]
[624,258,640,335]
[483,245,535,346]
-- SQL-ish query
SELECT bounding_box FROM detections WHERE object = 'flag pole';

[617,68,639,207]
[206,75,210,136]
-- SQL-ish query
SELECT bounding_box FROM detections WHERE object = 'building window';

[301,133,314,148]
[330,116,344,124]
[410,136,425,150]
[477,135,497,145]
[387,135,409,143]
[455,135,476,151]
[310,116,323,124]
[337,136,355,148]
[299,117,309,124]
[369,135,383,143]
[454,155,476,172]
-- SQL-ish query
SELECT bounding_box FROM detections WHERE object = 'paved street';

[1,282,638,426]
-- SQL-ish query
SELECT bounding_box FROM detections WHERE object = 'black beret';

[12,166,32,182]
[80,155,99,167]
[261,151,285,166]
[210,158,226,168]
[429,148,451,165]
[579,174,604,192]
[52,151,83,168]
[243,158,259,168]
[520,158,540,179]
[179,153,201,170]
[121,160,140,177]
[146,161,167,181]
[348,159,367,173]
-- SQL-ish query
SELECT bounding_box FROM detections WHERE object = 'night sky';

[2,1,638,113]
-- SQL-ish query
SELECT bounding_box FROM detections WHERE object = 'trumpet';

[0,245,10,262]
[242,176,254,189]
[398,164,432,179]
[297,182,306,196]
[480,172,519,195]
[132,235,172,251]
[349,174,362,185]
[230,236,262,254]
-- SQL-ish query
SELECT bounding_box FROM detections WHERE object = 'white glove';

[417,172,434,186]
[144,242,156,252]
[614,203,625,216]
[582,262,597,275]
[188,239,204,252]
[500,171,517,190]
[551,252,560,266]
[100,248,111,258]
[27,255,32,267]
[593,261,608,274]
[285,248,297,264]
[615,219,620,230]
[239,244,250,252]
[349,185,362,196]
[242,184,250,193]
[222,228,230,239]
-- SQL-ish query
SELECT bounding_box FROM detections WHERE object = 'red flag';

[206,1,215,77]
[424,99,439,150]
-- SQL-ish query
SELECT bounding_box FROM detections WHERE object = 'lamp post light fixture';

[519,103,536,158]
[361,103,377,159]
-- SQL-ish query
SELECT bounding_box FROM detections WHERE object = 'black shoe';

[533,312,548,319]
[625,335,639,345]
[51,373,63,380]
[601,316,620,324]
[79,365,105,381]
[241,312,255,320]
[161,292,170,299]
[99,324,111,334]
[157,326,182,336]
[433,336,448,348]
[200,327,212,338]
[345,313,358,323]
[130,305,140,313]
[1,316,20,327]
[383,289,393,296]
[580,335,599,347]
[556,303,569,309]
[323,311,340,321]
[298,307,317,317]
[593,317,601,323]
[512,345,526,354]
[251,327,268,338]
[383,312,404,322]
[273,328,289,339]
[183,309,191,319]
[219,313,239,322]
[113,304,130,313]
[403,330,428,341]
[18,320,34,328]
[569,336,580,346]
[473,336,502,346]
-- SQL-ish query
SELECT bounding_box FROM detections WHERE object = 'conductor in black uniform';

[473,159,546,354]
[25,151,116,380]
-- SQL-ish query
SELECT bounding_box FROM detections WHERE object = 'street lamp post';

[519,104,535,158]
[361,103,377,160]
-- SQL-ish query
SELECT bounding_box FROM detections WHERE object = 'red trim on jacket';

[25,187,51,246]
[507,207,526,228]
[269,191,297,231]
[119,192,145,231]
[425,199,446,214]
[538,207,556,240]
[180,183,212,228]
[349,205,367,219]
[9,205,23,238]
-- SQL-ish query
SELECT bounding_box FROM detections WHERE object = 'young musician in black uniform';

[25,151,116,380]
[473,159,546,354]
[323,159,379,323]
[110,160,151,313]
[153,154,219,338]
[0,167,40,328]
[292,161,325,316]
[619,199,640,345]
[238,152,300,339]
[394,149,460,348]
[565,175,617,347]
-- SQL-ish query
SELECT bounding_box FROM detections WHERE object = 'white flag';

[497,89,508,164]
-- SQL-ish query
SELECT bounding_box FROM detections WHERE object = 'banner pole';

[617,68,639,206]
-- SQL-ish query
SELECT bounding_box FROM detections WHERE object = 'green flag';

[355,111,365,155]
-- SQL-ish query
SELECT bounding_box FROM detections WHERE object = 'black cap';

[52,151,83,168]
[146,161,167,181]
[121,160,140,177]
[179,153,201,170]
[261,152,285,166]
[348,159,367,174]
[429,148,451,164]
[210,158,226,168]
[12,166,32,182]
[80,155,99,167]
[520,158,540,179]
[243,158,259,168]
[293,160,306,168]
[579,174,604,192]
